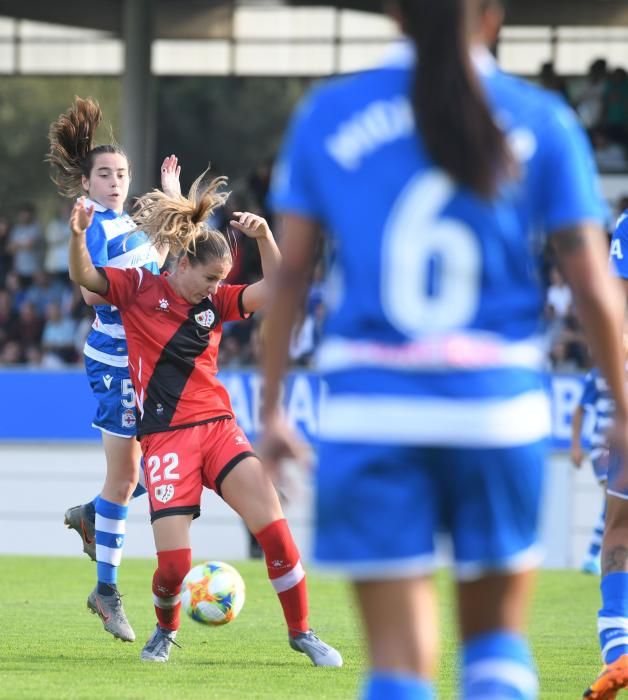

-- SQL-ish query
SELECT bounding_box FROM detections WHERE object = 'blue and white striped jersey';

[610,209,628,278]
[580,368,613,459]
[83,199,160,367]
[269,44,605,448]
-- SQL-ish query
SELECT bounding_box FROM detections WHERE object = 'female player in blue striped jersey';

[47,98,179,642]
[586,203,628,697]
[260,0,628,698]
[571,366,612,576]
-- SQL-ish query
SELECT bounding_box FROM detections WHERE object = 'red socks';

[152,548,192,631]
[255,518,309,636]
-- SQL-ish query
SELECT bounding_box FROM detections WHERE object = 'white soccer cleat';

[140,625,179,662]
[289,630,343,667]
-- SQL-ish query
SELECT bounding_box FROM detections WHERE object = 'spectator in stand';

[41,300,77,366]
[44,200,72,284]
[247,159,274,224]
[24,344,43,367]
[574,58,608,135]
[603,68,628,150]
[1,340,23,365]
[289,302,322,368]
[0,215,13,288]
[4,270,26,312]
[546,267,573,320]
[0,289,19,351]
[23,270,70,317]
[550,311,590,371]
[73,305,95,363]
[591,127,628,173]
[539,61,570,102]
[218,333,243,368]
[7,203,44,287]
[15,300,43,350]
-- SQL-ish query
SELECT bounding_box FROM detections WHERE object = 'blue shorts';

[85,357,137,438]
[314,440,546,581]
[607,449,628,499]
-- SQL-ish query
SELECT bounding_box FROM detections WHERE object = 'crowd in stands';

[1,58,627,372]
[541,58,628,172]
[0,173,325,372]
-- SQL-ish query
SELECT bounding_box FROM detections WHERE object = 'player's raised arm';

[68,197,108,295]
[230,211,281,314]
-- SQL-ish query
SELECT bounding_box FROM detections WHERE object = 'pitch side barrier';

[0,369,588,447]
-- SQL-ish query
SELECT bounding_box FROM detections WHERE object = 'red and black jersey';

[101,266,250,436]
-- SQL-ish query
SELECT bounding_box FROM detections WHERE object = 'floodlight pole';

[122,0,155,199]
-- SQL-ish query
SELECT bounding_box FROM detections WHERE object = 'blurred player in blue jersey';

[585,205,628,697]
[47,98,179,642]
[571,368,612,576]
[260,0,628,698]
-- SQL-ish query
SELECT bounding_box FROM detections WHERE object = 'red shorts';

[140,419,256,522]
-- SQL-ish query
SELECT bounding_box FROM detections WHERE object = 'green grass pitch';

[1,557,605,699]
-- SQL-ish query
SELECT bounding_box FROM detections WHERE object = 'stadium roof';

[1,0,627,37]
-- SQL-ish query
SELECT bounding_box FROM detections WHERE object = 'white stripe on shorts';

[319,391,551,447]
[315,553,437,581]
[455,544,544,582]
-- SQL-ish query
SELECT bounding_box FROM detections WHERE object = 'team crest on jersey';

[121,409,136,429]
[154,484,175,504]
[194,309,215,328]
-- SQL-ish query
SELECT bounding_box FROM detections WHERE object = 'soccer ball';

[181,561,245,626]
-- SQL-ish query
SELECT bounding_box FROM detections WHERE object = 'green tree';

[156,76,310,192]
[0,77,121,220]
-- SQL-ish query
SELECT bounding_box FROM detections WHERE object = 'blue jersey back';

[579,368,613,457]
[270,44,605,448]
[83,199,160,366]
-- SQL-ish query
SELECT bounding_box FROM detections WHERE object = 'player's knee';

[156,548,192,588]
[110,478,136,504]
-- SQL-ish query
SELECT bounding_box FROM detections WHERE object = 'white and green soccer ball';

[181,561,246,626]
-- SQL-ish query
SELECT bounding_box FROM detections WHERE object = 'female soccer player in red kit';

[67,172,342,667]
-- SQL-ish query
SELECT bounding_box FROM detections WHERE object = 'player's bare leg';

[354,576,437,695]
[457,570,538,698]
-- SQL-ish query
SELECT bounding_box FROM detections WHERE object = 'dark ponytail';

[46,97,129,197]
[400,0,511,197]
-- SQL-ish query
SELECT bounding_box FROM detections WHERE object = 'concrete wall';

[0,442,603,569]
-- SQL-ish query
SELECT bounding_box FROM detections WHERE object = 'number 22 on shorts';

[147,453,180,483]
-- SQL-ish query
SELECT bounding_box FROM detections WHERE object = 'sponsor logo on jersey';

[155,484,175,504]
[156,403,164,416]
[103,374,113,390]
[194,309,215,328]
[121,408,136,428]
[157,298,169,311]
[235,434,246,445]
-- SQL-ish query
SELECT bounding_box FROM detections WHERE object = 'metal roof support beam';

[122,0,155,197]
